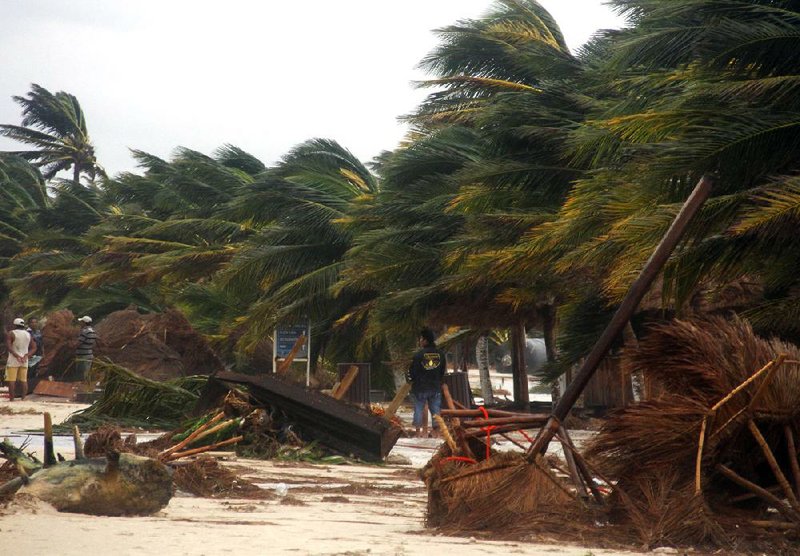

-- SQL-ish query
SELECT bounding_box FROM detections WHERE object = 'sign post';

[273,321,311,386]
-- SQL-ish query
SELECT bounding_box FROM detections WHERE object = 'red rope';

[518,429,534,444]
[478,406,497,460]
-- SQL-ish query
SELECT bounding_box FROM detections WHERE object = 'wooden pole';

[73,425,85,460]
[43,412,56,467]
[276,334,307,374]
[717,464,800,523]
[459,415,549,428]
[441,408,524,418]
[464,422,544,438]
[555,428,588,499]
[748,419,800,511]
[159,412,225,460]
[332,365,359,400]
[785,424,800,498]
[441,383,475,459]
[167,435,244,461]
[528,174,714,458]
[385,382,411,421]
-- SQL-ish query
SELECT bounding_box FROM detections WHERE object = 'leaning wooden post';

[43,412,57,467]
[73,425,85,460]
[528,175,714,458]
[332,365,360,400]
[385,382,411,421]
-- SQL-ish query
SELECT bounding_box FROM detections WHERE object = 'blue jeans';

[412,391,442,428]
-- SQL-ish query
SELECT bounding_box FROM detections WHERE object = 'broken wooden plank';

[33,380,77,399]
[211,372,401,462]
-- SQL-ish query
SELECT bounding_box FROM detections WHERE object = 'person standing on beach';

[5,318,37,401]
[75,315,97,382]
[406,328,447,438]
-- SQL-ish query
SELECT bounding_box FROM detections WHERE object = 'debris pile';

[424,317,800,552]
[34,308,223,381]
[587,316,800,547]
[95,308,224,380]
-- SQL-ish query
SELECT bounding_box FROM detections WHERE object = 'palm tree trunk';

[541,304,560,406]
[476,335,493,404]
[511,323,529,408]
[73,162,81,186]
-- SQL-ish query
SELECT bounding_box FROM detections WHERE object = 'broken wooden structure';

[210,371,401,461]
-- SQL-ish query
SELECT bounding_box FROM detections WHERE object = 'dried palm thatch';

[587,316,800,547]
[421,437,596,539]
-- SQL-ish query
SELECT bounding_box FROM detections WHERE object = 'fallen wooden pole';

[528,174,714,458]
[460,415,549,428]
[441,408,530,418]
[717,464,800,523]
[159,412,225,460]
[557,427,603,504]
[464,422,542,438]
[748,419,800,512]
[167,435,244,461]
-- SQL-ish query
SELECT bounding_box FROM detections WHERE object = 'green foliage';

[68,361,206,430]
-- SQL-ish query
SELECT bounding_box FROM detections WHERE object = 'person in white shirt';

[5,318,37,401]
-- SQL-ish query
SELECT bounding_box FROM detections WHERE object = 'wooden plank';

[212,372,401,461]
[33,380,77,398]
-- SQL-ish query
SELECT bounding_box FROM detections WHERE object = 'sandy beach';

[0,395,648,556]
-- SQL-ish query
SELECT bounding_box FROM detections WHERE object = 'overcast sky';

[0,1,624,176]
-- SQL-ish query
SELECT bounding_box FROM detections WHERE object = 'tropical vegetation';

[4,0,800,395]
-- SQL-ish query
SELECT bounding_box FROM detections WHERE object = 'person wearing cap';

[75,315,98,382]
[5,318,37,401]
[406,328,447,438]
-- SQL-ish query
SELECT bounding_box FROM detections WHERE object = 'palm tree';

[0,84,103,185]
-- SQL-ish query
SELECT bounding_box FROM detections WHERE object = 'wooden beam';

[332,365,359,400]
[385,382,411,421]
[529,174,714,458]
[276,334,307,374]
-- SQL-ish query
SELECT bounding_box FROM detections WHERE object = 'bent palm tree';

[0,84,103,185]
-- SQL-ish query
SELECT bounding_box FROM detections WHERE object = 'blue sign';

[275,323,309,359]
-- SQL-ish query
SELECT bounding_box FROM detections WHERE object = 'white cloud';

[0,1,624,175]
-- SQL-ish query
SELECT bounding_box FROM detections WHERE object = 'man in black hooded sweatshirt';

[406,328,446,438]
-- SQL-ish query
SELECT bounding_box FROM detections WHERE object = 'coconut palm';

[0,84,103,185]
